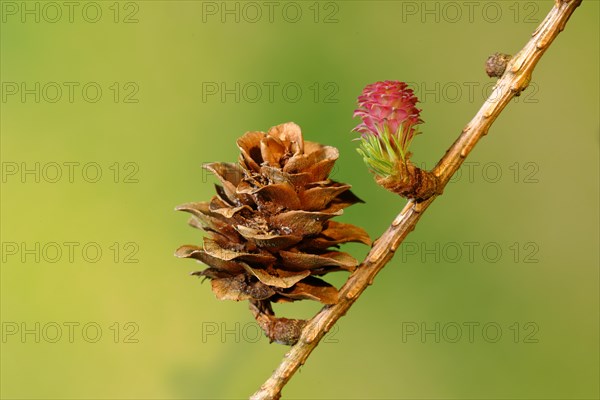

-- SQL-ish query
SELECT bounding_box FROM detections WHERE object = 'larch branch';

[250,1,582,399]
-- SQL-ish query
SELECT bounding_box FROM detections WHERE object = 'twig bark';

[250,1,582,399]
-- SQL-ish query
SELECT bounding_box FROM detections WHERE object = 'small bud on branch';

[486,52,513,78]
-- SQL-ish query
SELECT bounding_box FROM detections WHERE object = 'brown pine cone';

[176,122,370,344]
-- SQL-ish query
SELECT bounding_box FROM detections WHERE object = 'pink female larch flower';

[353,81,424,176]
[353,81,440,200]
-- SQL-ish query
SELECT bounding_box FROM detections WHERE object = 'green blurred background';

[1,1,598,399]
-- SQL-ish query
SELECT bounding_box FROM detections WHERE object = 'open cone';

[176,122,370,344]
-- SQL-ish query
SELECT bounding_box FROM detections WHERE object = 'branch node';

[510,52,526,73]
[345,286,361,300]
[304,325,320,343]
[375,162,442,202]
[536,38,548,49]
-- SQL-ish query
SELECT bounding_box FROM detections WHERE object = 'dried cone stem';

[249,301,307,346]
